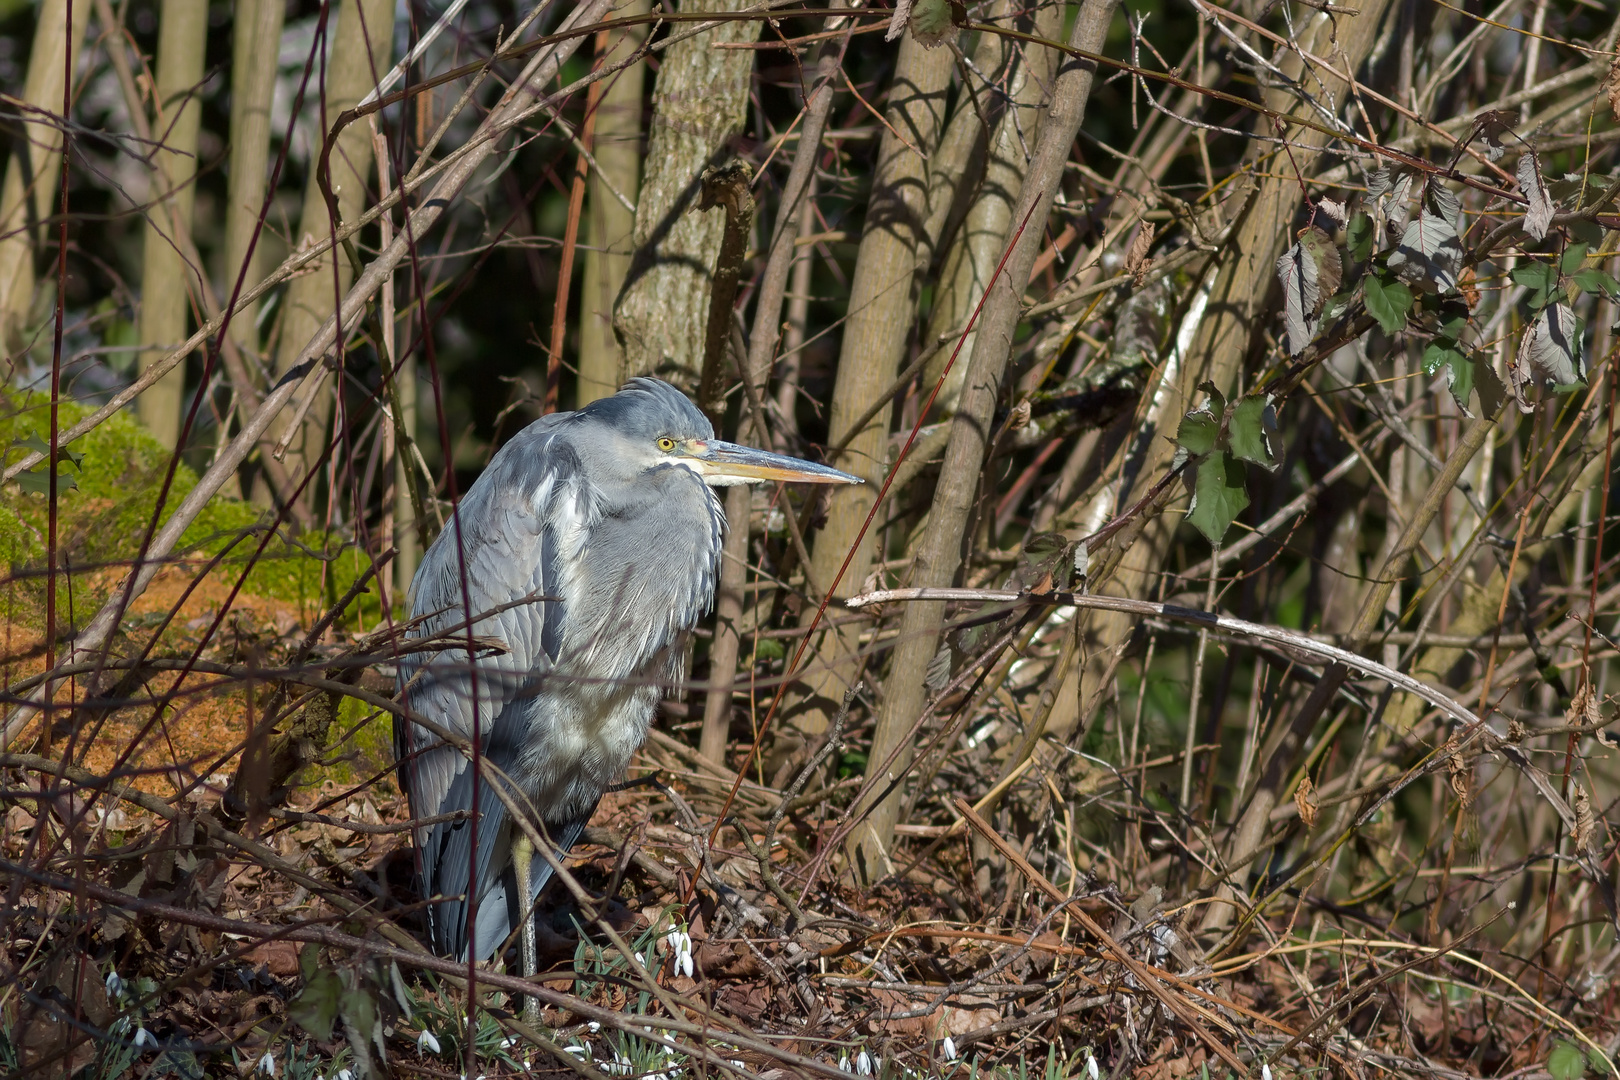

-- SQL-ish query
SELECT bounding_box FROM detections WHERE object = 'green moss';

[307,692,397,791]
[0,392,382,632]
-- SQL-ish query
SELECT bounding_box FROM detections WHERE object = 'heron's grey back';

[394,393,725,959]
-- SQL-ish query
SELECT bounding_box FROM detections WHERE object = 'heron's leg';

[510,832,540,1023]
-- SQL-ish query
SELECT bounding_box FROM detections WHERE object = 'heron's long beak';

[684,441,862,486]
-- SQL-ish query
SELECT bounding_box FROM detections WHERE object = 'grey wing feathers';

[395,418,583,958]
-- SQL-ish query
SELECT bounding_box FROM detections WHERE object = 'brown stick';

[547,36,607,413]
[954,797,1250,1076]
[696,162,756,423]
[852,0,1121,883]
[699,20,846,765]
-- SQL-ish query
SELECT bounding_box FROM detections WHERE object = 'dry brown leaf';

[1609,58,1620,122]
[1572,784,1595,853]
[1295,775,1319,829]
[1458,266,1480,308]
[1127,221,1156,287]
[1447,751,1471,806]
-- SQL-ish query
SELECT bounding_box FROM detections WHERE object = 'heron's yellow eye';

[656,437,677,452]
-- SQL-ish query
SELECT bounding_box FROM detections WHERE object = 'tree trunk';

[613,0,761,387]
[265,0,397,493]
[223,0,287,367]
[923,0,1063,415]
[133,0,210,449]
[577,0,651,406]
[783,36,955,742]
[847,0,1121,885]
[0,0,88,358]
[699,28,844,766]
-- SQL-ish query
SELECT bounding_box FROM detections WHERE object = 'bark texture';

[133,0,210,448]
[0,0,88,357]
[785,36,956,739]
[923,0,1063,415]
[577,0,651,406]
[223,0,287,364]
[699,33,844,766]
[266,0,397,487]
[613,0,761,386]
[847,0,1121,885]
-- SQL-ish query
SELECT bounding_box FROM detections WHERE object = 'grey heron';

[395,377,858,977]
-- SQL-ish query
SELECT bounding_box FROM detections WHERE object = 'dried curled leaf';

[1275,226,1339,355]
[1386,213,1464,293]
[1446,750,1471,806]
[1571,785,1594,853]
[885,0,915,41]
[1295,776,1319,829]
[1426,182,1462,231]
[1275,241,1318,356]
[1473,108,1519,162]
[1518,150,1554,241]
[1370,166,1416,234]
[1126,221,1156,288]
[1518,301,1582,386]
[1569,681,1601,728]
[1315,196,1348,230]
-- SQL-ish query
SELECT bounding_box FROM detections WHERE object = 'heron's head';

[582,378,861,488]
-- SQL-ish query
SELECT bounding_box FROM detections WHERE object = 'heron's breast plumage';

[510,460,724,822]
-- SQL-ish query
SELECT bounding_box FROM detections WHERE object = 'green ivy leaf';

[1573,268,1620,298]
[1546,1040,1590,1080]
[1186,451,1249,544]
[905,0,961,46]
[755,637,785,661]
[1346,212,1374,262]
[1364,273,1414,335]
[1473,351,1508,418]
[289,969,344,1042]
[12,435,83,470]
[1512,261,1559,311]
[1560,242,1590,275]
[1228,395,1279,471]
[1568,217,1605,248]
[16,469,77,496]
[1176,407,1221,457]
[1423,338,1474,415]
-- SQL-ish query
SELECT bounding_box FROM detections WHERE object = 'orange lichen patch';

[118,560,309,636]
[1,563,313,796]
[74,673,254,797]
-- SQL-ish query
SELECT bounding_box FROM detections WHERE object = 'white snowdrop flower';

[857,1051,873,1076]
[132,1026,156,1050]
[106,970,126,999]
[588,1022,601,1034]
[666,928,682,954]
[562,1047,588,1057]
[501,1035,519,1050]
[337,1069,354,1080]
[942,1037,958,1062]
[1087,1054,1099,1080]
[417,1029,441,1056]
[679,951,694,978]
[840,1056,852,1073]
[1261,1066,1272,1080]
[257,1052,276,1076]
